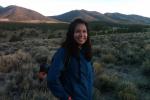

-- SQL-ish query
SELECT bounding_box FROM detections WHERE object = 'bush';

[142,59,150,77]
[95,73,119,93]
[0,50,32,72]
[101,53,117,64]
[92,87,103,100]
[117,80,139,100]
[93,61,104,75]
[29,46,51,64]
[92,46,102,57]
[9,34,22,42]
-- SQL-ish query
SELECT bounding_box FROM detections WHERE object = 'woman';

[47,18,94,100]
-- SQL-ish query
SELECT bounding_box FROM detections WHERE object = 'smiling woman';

[74,23,88,48]
[46,18,94,100]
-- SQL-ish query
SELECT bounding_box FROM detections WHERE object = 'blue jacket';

[47,47,94,100]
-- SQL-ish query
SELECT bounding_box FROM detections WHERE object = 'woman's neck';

[78,46,82,50]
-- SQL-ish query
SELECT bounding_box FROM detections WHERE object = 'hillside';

[105,13,150,24]
[0,5,59,23]
[0,6,3,8]
[51,9,117,23]
[51,9,150,25]
[1,5,150,25]
[0,6,3,13]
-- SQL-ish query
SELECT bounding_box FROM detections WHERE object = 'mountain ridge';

[104,12,150,24]
[0,5,150,25]
[0,5,60,23]
[50,10,150,25]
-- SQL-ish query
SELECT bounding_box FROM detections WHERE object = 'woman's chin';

[78,42,85,46]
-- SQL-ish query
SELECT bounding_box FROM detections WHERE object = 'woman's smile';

[74,24,87,47]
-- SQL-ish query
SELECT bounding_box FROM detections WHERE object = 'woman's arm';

[47,48,69,100]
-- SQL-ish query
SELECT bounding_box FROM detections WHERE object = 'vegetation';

[0,22,150,100]
[0,22,68,31]
[89,21,150,35]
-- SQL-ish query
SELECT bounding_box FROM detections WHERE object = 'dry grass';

[0,50,56,100]
[93,61,104,75]
[0,30,150,99]
[117,81,139,100]
[0,50,32,72]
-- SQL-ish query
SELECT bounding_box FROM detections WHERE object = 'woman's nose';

[79,32,84,36]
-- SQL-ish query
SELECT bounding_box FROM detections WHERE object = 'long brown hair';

[62,18,92,61]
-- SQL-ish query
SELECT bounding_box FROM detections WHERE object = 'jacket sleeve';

[47,48,69,100]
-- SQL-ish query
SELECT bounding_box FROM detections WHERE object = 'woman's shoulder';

[57,47,66,53]
[54,47,66,57]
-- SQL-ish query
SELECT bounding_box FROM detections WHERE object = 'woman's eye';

[75,30,86,33]
[76,30,80,33]
[83,30,87,33]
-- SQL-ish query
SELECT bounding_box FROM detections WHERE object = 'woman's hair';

[62,18,92,61]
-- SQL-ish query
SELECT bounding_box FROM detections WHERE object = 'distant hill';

[0,6,3,13]
[0,6,3,8]
[50,9,150,25]
[1,5,150,25]
[105,13,150,24]
[0,5,60,23]
[50,9,117,23]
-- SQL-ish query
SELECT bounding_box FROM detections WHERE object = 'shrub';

[144,94,150,100]
[29,46,51,64]
[92,87,103,100]
[142,59,150,77]
[117,80,139,100]
[93,61,104,75]
[9,34,22,42]
[0,50,32,72]
[92,45,102,57]
[101,53,117,64]
[95,73,119,93]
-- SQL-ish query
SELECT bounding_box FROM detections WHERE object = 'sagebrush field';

[0,22,150,100]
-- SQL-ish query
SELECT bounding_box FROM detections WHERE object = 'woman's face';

[74,24,88,47]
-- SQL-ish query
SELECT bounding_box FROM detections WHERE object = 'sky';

[0,0,150,17]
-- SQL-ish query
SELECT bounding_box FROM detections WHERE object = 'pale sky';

[0,0,150,17]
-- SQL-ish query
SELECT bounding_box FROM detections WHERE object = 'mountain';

[50,10,150,25]
[0,6,3,8]
[0,6,3,13]
[51,9,117,23]
[0,5,59,23]
[1,5,150,24]
[105,13,150,24]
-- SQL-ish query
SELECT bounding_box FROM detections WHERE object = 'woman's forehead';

[75,24,86,29]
